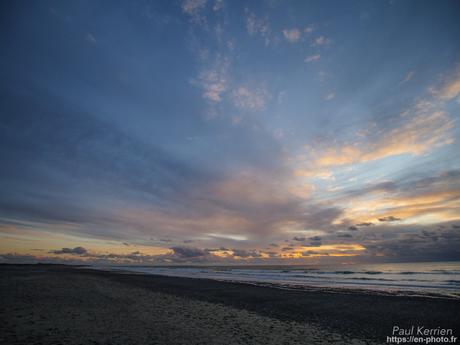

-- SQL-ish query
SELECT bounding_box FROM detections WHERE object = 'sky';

[1,0,460,265]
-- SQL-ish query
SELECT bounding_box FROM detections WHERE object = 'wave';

[399,271,460,275]
[95,262,460,298]
[306,270,383,275]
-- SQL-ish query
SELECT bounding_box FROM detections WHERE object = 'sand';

[1,265,458,345]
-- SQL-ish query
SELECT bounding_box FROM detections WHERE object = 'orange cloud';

[340,189,460,225]
[293,70,458,181]
[313,110,453,168]
[279,243,365,258]
[433,67,460,101]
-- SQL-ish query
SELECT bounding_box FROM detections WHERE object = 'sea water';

[96,261,460,298]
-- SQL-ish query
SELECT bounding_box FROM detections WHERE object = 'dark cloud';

[170,246,206,258]
[378,216,402,222]
[348,226,358,231]
[356,222,373,227]
[363,226,460,261]
[231,249,261,258]
[4,221,460,264]
[292,236,306,241]
[0,253,81,264]
[50,247,87,255]
[308,236,322,247]
[337,233,353,238]
[302,250,329,256]
[269,243,278,247]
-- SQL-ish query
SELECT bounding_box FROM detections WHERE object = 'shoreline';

[87,265,460,300]
[96,267,460,300]
[1,264,459,344]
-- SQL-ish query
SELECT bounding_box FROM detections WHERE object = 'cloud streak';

[307,101,454,169]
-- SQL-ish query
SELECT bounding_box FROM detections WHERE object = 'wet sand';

[1,264,459,345]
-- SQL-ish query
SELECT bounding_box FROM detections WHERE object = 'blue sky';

[1,0,460,264]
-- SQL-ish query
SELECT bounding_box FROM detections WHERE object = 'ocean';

[95,261,460,298]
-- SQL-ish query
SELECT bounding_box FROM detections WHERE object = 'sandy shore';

[1,265,458,345]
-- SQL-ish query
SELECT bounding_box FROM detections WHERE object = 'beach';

[1,265,459,345]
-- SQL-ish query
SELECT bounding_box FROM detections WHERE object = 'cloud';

[0,84,221,244]
[378,216,402,222]
[336,170,460,226]
[304,54,320,63]
[302,250,325,256]
[311,36,331,46]
[85,33,96,44]
[2,52,458,266]
[213,0,224,11]
[356,222,374,227]
[182,0,207,13]
[181,0,208,24]
[304,25,315,34]
[317,70,328,82]
[294,169,334,181]
[292,236,306,241]
[324,92,335,101]
[194,55,230,103]
[294,71,456,192]
[0,253,83,264]
[170,246,206,258]
[432,67,460,101]
[202,74,226,102]
[310,102,454,168]
[245,9,270,45]
[363,226,460,261]
[50,246,88,255]
[231,248,261,258]
[232,85,270,111]
[208,233,247,241]
[337,233,353,238]
[309,236,322,247]
[282,28,301,43]
[348,226,358,231]
[399,71,415,85]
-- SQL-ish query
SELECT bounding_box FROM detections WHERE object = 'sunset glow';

[1,0,459,265]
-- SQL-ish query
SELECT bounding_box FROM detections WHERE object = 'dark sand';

[1,265,459,345]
